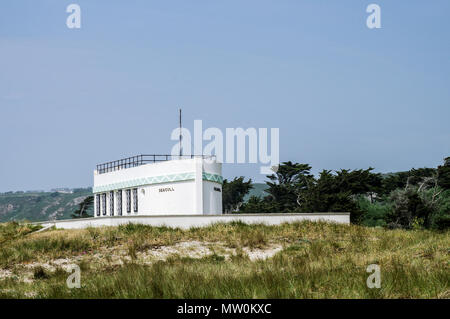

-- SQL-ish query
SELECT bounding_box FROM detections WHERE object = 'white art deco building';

[93,155,223,217]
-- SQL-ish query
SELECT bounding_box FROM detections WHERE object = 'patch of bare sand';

[0,269,14,280]
[243,245,283,261]
[1,241,283,283]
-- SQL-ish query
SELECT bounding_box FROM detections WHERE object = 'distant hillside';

[0,189,93,222]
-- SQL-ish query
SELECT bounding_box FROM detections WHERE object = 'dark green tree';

[430,190,450,230]
[296,170,359,221]
[381,168,437,196]
[264,161,313,213]
[239,195,276,214]
[333,168,383,195]
[297,168,382,223]
[222,177,253,214]
[71,196,94,219]
[408,168,437,186]
[386,187,435,229]
[380,172,409,196]
[437,157,450,190]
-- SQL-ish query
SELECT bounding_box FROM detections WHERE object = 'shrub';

[358,197,390,227]
[430,191,450,230]
[33,266,49,279]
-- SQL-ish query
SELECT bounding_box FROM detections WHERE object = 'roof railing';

[96,154,216,174]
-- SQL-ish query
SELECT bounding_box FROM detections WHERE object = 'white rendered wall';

[194,158,203,214]
[203,181,222,215]
[140,180,196,215]
[94,159,196,187]
[202,159,222,176]
[38,213,350,230]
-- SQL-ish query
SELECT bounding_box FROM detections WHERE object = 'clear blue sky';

[1,1,449,192]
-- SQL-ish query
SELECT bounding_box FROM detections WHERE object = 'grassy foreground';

[0,221,448,298]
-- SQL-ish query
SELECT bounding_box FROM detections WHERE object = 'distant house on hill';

[51,188,74,194]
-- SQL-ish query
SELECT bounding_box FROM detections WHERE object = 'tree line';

[223,157,450,230]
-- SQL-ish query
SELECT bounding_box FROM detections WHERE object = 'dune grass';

[0,221,448,298]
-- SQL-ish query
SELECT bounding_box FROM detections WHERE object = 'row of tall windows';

[96,194,100,216]
[117,190,122,216]
[126,189,131,213]
[96,188,138,216]
[110,191,114,216]
[133,188,138,213]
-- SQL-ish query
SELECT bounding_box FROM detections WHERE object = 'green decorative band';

[93,171,222,193]
[203,172,224,184]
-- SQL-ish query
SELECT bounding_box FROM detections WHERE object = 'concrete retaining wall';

[36,213,350,230]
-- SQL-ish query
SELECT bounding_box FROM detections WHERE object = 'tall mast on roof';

[179,108,182,157]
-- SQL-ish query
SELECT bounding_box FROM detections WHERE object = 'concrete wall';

[37,213,350,230]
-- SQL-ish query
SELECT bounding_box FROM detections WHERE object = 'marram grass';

[0,221,448,298]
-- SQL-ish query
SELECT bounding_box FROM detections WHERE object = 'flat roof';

[96,155,215,174]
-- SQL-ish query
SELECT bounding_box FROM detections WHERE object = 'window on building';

[133,188,138,213]
[96,194,100,216]
[102,193,107,216]
[126,189,131,213]
[110,191,114,216]
[117,190,122,216]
